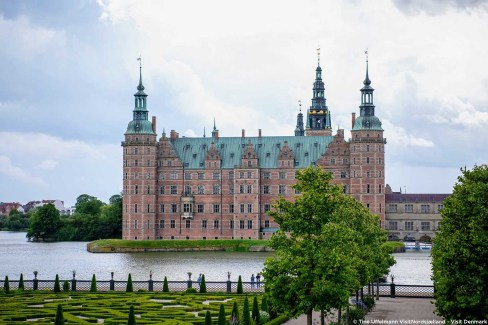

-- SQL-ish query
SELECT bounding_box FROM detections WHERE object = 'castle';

[122,55,386,240]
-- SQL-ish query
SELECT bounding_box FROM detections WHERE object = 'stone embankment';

[87,243,273,253]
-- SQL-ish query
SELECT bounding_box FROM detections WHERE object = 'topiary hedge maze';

[0,291,264,324]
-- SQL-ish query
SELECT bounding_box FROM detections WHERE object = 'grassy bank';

[383,241,406,253]
[88,239,272,253]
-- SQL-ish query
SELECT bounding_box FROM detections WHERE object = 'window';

[171,204,177,213]
[279,185,286,195]
[247,220,253,229]
[262,172,270,179]
[405,204,413,213]
[184,185,191,195]
[247,185,252,194]
[170,219,176,228]
[170,172,178,180]
[185,172,191,180]
[366,184,371,193]
[134,204,138,213]
[183,203,192,213]
[134,220,138,229]
[263,185,270,194]
[263,204,270,212]
[388,221,398,230]
[330,158,336,165]
[202,220,207,229]
[239,185,245,194]
[247,160,252,167]
[159,172,164,180]
[229,171,234,179]
[214,220,219,229]
[160,186,165,195]
[159,220,165,229]
[421,221,430,231]
[437,204,444,213]
[340,171,347,178]
[198,185,205,195]
[247,171,252,179]
[264,220,270,228]
[239,220,245,229]
[171,185,178,194]
[378,184,382,193]
[229,204,234,213]
[198,172,204,180]
[230,220,234,229]
[405,221,413,231]
[213,185,221,194]
[135,185,139,194]
[213,172,220,180]
[279,172,286,179]
[366,157,370,164]
[213,204,220,213]
[240,171,245,178]
[160,204,165,213]
[134,159,138,167]
[421,204,430,213]
[147,204,150,213]
[197,204,204,213]
[186,220,191,229]
[240,204,245,213]
[366,145,370,152]
[247,204,252,213]
[229,186,234,194]
[388,204,397,213]
[343,185,349,194]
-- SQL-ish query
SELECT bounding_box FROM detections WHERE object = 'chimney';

[352,113,356,129]
[258,129,262,138]
[152,116,156,133]
[214,130,219,141]
[242,129,245,138]
[170,130,176,141]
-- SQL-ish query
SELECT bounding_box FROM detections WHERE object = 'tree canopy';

[432,165,488,320]
[263,166,393,325]
[26,203,62,241]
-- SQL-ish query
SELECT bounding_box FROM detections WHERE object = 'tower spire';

[364,50,371,86]
[295,100,304,136]
[137,56,145,91]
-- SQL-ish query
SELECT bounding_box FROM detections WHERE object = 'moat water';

[0,231,432,284]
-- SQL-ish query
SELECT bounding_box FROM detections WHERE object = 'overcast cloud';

[0,0,487,206]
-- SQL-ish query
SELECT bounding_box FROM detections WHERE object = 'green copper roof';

[170,135,334,169]
[352,116,383,131]
[125,120,156,135]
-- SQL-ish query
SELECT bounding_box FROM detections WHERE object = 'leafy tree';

[18,273,24,291]
[163,276,169,292]
[252,296,260,325]
[54,274,61,292]
[75,194,105,215]
[63,281,70,292]
[237,275,243,294]
[241,296,251,325]
[199,274,207,293]
[90,274,97,292]
[218,304,226,325]
[229,301,239,325]
[3,276,9,294]
[126,273,133,292]
[263,166,392,325]
[26,204,61,241]
[205,310,212,325]
[432,165,488,320]
[55,304,65,325]
[127,305,136,325]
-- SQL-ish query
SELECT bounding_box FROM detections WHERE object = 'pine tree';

[18,273,24,291]
[90,274,97,292]
[126,273,133,292]
[54,274,61,292]
[3,276,9,294]
[218,304,226,325]
[54,304,64,325]
[260,296,268,312]
[127,305,136,325]
[205,310,212,325]
[237,275,243,294]
[163,276,169,292]
[252,296,260,325]
[229,301,239,325]
[199,274,207,293]
[242,296,251,325]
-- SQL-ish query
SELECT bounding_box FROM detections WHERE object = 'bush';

[252,296,260,325]
[127,305,136,325]
[163,276,169,292]
[55,304,64,325]
[259,311,270,324]
[205,310,212,325]
[347,306,365,323]
[263,314,288,325]
[362,296,375,311]
[126,273,133,292]
[242,296,251,325]
[54,274,61,292]
[218,304,226,325]
[230,301,239,325]
[18,273,24,291]
[237,275,243,294]
[90,274,97,292]
[260,296,268,313]
[199,274,207,293]
[3,276,9,294]
[63,281,70,292]
[186,287,197,294]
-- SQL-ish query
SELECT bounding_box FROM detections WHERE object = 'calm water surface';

[0,232,432,284]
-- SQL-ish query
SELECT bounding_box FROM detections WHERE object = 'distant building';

[384,185,449,242]
[0,202,24,215]
[122,54,386,240]
[23,200,72,216]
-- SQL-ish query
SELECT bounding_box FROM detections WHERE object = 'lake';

[0,231,432,284]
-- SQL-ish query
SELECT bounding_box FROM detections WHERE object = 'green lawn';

[0,291,265,324]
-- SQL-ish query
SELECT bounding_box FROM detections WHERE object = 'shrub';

[3,276,9,294]
[242,296,251,325]
[218,304,226,325]
[186,287,197,294]
[205,310,212,325]
[260,296,268,313]
[252,296,260,325]
[55,304,64,325]
[18,273,24,291]
[230,301,239,325]
[126,273,133,292]
[163,276,169,292]
[54,274,61,292]
[90,274,97,292]
[263,314,288,325]
[362,296,375,311]
[127,305,136,325]
[63,281,70,292]
[200,274,207,293]
[237,275,243,294]
[347,306,365,323]
[259,311,270,324]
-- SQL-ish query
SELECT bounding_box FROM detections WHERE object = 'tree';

[262,167,393,325]
[90,274,97,292]
[75,194,105,215]
[218,304,226,325]
[163,276,169,292]
[229,301,239,325]
[199,274,207,293]
[126,273,133,292]
[26,204,61,241]
[432,165,488,320]
[205,310,212,325]
[54,274,61,292]
[3,276,9,294]
[18,273,24,291]
[237,275,243,294]
[127,305,136,325]
[252,296,260,325]
[55,304,65,325]
[241,296,251,325]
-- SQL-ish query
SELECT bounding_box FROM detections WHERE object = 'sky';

[1,0,487,207]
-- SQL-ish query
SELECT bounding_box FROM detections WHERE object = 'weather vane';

[317,47,320,65]
[365,49,368,62]
[298,100,302,112]
[137,56,142,68]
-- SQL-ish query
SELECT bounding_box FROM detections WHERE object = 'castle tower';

[305,49,332,136]
[122,60,158,240]
[294,100,305,136]
[349,55,386,226]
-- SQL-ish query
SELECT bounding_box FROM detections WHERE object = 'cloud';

[383,119,435,148]
[391,0,488,15]
[38,160,59,170]
[0,155,45,185]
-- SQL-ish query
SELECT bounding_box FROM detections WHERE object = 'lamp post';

[71,270,77,292]
[390,274,396,298]
[226,272,232,294]
[110,272,115,291]
[148,270,154,292]
[33,271,38,291]
[187,272,192,289]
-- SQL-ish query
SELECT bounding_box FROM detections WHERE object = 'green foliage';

[262,314,288,325]
[205,310,212,325]
[262,167,393,324]
[362,296,375,311]
[90,274,97,292]
[186,287,197,293]
[63,281,70,292]
[163,276,169,292]
[54,274,61,292]
[230,301,239,325]
[242,296,251,325]
[252,296,260,325]
[55,304,64,325]
[75,194,105,215]
[18,273,24,291]
[218,304,226,325]
[237,275,243,294]
[432,165,488,320]
[126,274,133,292]
[259,311,270,324]
[127,305,136,325]
[3,276,9,294]
[260,296,268,313]
[26,204,62,241]
[347,306,365,323]
[200,274,207,293]
[2,213,29,231]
